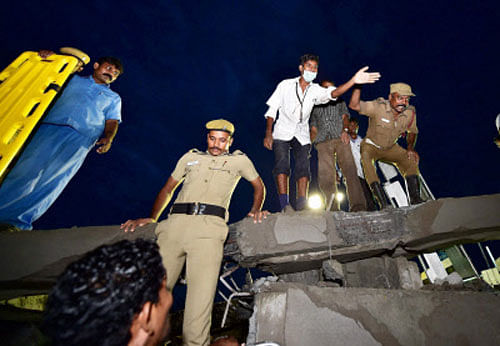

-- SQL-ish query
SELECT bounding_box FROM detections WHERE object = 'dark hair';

[96,56,124,75]
[349,116,359,125]
[300,54,319,66]
[43,239,165,346]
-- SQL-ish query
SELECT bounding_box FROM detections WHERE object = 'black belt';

[170,203,226,219]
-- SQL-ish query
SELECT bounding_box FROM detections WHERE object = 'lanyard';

[295,81,310,123]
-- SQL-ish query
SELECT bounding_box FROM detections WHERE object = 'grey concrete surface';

[278,256,422,290]
[0,194,498,299]
[344,256,422,290]
[0,224,156,299]
[249,282,500,346]
[279,269,321,285]
[232,194,500,273]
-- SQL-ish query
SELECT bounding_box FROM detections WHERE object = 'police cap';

[206,119,235,136]
[59,47,91,65]
[390,83,415,97]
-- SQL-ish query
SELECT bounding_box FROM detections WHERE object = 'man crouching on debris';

[349,83,425,209]
[121,119,267,346]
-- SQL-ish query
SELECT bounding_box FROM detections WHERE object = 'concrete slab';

[249,282,500,346]
[231,194,500,273]
[344,256,422,289]
[0,224,156,299]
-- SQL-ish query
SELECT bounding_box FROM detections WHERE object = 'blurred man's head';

[43,239,172,346]
[348,117,359,139]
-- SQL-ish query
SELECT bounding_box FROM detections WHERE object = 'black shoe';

[406,175,425,205]
[369,182,391,210]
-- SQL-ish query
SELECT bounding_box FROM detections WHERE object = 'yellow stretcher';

[0,47,90,180]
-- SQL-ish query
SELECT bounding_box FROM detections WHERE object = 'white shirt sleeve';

[314,86,337,105]
[264,106,278,119]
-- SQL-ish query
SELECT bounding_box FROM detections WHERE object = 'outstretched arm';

[349,86,362,112]
[247,177,269,223]
[96,119,119,154]
[121,176,181,232]
[331,66,380,99]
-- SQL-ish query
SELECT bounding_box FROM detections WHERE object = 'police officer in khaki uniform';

[121,119,267,346]
[349,83,424,208]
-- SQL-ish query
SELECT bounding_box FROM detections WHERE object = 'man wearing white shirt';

[263,54,380,211]
[347,117,377,211]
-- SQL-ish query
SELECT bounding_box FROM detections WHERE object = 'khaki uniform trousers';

[156,213,228,346]
[361,140,419,185]
[316,138,366,211]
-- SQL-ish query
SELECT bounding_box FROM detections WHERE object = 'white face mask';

[303,69,317,83]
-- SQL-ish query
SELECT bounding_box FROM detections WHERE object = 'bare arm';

[310,125,318,142]
[349,87,362,112]
[331,66,380,99]
[247,177,268,223]
[149,176,181,221]
[121,176,181,232]
[340,114,350,144]
[263,116,274,150]
[96,119,119,154]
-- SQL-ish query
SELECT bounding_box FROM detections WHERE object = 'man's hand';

[353,66,381,84]
[120,218,154,232]
[38,50,55,58]
[247,210,269,224]
[407,149,420,163]
[263,135,273,150]
[341,131,350,145]
[96,137,113,154]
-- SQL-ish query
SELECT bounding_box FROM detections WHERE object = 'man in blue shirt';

[0,54,123,230]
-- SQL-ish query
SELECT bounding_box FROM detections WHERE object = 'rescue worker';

[121,119,267,346]
[263,53,381,211]
[349,83,424,208]
[0,50,123,230]
[309,80,366,212]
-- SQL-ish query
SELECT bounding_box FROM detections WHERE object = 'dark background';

[1,0,499,302]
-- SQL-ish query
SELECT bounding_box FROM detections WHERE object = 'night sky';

[1,1,499,229]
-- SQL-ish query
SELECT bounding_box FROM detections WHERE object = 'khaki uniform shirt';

[359,98,418,149]
[170,149,260,220]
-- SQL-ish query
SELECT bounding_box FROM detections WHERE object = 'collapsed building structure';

[1,194,500,345]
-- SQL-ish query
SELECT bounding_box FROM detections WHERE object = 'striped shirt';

[309,98,350,143]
